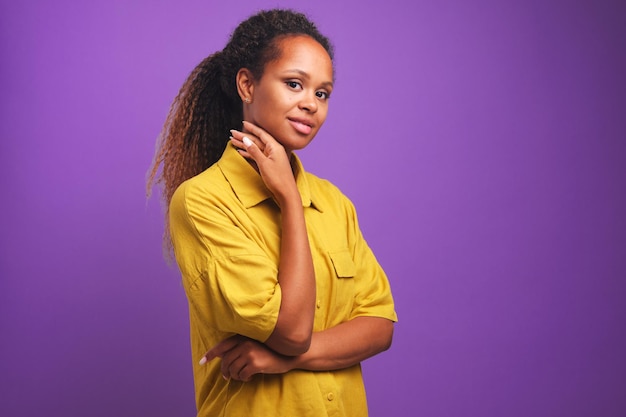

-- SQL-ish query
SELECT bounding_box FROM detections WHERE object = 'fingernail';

[242,136,252,147]
[199,357,207,365]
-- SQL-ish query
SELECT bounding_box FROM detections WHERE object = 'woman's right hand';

[230,120,299,206]
[231,122,315,357]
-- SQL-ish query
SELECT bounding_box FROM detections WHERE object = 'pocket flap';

[329,249,356,278]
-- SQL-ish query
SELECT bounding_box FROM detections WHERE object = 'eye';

[316,90,330,100]
[286,81,302,90]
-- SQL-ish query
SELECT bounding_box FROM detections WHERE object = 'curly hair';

[147,9,334,248]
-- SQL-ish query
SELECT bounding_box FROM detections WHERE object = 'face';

[241,35,334,153]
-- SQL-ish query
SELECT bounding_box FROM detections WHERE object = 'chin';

[275,133,315,151]
[289,138,315,152]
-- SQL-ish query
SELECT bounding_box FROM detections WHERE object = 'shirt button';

[316,300,321,309]
[327,392,335,401]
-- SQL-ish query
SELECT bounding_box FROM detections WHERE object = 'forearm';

[288,316,394,371]
[230,125,316,355]
[264,196,316,356]
[205,317,393,381]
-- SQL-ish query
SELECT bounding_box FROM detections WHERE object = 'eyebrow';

[282,69,334,88]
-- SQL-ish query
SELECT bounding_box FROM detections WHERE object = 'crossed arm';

[231,121,316,356]
[202,316,394,382]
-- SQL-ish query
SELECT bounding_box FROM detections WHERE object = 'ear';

[236,68,255,103]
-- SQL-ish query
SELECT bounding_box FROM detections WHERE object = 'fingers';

[199,336,255,381]
[230,130,264,162]
[230,121,296,206]
[231,120,283,155]
[199,335,242,365]
[230,130,262,149]
[201,336,269,382]
[222,351,251,381]
[241,135,264,161]
[242,120,271,145]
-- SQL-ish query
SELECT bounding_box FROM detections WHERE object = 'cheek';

[257,92,287,115]
[318,106,329,123]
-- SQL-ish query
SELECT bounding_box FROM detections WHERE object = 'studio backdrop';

[1,0,624,416]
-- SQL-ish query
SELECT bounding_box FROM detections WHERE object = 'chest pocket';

[329,249,356,278]
[326,249,356,323]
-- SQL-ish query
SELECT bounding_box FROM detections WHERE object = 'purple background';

[1,0,625,416]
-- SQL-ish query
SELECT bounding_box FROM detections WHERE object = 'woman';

[148,9,397,417]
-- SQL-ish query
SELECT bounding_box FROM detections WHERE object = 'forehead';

[266,35,334,80]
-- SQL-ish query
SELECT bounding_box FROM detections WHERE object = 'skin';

[236,35,334,154]
[231,121,315,356]
[203,35,394,380]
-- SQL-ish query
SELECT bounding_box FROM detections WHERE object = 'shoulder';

[169,164,239,230]
[171,165,230,208]
[304,172,357,214]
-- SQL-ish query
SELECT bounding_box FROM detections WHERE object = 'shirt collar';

[217,144,323,212]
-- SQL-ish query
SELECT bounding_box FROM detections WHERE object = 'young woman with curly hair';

[147,9,397,417]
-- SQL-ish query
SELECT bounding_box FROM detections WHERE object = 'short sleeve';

[169,178,282,342]
[345,200,397,322]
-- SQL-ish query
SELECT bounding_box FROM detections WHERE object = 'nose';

[298,91,318,113]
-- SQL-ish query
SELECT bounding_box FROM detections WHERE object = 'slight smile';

[288,117,313,135]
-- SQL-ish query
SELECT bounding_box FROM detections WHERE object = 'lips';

[288,117,313,135]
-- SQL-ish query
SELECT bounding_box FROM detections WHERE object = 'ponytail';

[147,51,242,206]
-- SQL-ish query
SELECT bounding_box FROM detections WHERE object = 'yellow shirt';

[170,144,397,417]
